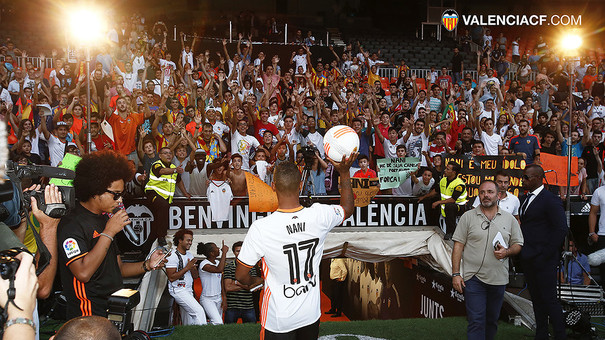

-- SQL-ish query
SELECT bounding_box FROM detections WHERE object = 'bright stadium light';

[65,5,107,153]
[559,33,582,54]
[68,7,106,44]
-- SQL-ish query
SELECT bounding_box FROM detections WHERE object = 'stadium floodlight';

[559,33,582,55]
[68,7,107,45]
[66,6,107,153]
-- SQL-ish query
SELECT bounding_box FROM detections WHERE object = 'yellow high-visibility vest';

[145,160,177,203]
[439,176,468,216]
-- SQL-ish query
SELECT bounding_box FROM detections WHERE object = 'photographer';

[1,252,38,340]
[57,151,166,319]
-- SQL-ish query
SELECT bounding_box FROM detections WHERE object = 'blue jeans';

[587,178,598,194]
[224,308,256,324]
[464,276,506,340]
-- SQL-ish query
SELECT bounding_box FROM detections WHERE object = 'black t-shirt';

[540,144,557,155]
[26,153,42,165]
[581,143,604,179]
[451,54,464,72]
[393,110,413,132]
[491,49,503,61]
[533,123,549,137]
[57,202,123,319]
[552,73,568,92]
[93,78,110,103]
[576,97,594,113]
[592,82,604,99]
[456,141,473,156]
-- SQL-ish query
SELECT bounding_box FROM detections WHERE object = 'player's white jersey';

[238,203,345,333]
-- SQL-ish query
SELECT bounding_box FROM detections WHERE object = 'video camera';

[0,161,75,277]
[0,161,75,221]
[300,145,319,169]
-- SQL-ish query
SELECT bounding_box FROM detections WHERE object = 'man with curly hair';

[57,151,166,319]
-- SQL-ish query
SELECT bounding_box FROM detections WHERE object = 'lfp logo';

[63,238,81,258]
[442,9,459,32]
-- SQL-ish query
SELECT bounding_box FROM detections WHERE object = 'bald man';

[52,316,120,340]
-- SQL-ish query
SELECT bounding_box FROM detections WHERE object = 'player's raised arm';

[328,153,358,219]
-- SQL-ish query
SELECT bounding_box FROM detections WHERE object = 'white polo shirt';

[472,191,520,216]
[238,203,345,333]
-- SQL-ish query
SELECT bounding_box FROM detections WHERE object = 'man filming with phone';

[57,151,166,319]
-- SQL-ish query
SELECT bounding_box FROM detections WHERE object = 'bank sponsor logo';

[450,288,465,302]
[283,275,317,298]
[431,280,444,293]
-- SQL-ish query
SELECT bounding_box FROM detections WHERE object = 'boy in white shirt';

[165,229,207,325]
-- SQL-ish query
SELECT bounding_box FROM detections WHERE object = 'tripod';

[561,251,600,287]
[300,164,315,196]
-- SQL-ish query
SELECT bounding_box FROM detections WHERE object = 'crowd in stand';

[3,19,605,201]
[1,15,605,202]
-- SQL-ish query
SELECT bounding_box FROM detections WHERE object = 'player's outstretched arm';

[328,152,358,219]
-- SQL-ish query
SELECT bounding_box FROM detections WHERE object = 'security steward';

[145,147,190,245]
[431,161,468,240]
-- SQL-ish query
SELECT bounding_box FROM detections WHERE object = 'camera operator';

[13,185,63,300]
[57,151,166,319]
[0,183,62,340]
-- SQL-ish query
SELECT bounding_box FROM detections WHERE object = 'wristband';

[589,232,596,237]
[143,260,150,272]
[100,233,114,242]
[4,317,35,331]
[452,273,461,277]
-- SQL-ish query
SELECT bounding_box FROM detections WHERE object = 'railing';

[0,56,54,69]
[2,54,538,85]
[378,67,537,83]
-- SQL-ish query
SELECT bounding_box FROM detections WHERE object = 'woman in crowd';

[197,241,229,325]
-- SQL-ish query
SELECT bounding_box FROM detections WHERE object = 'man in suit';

[519,164,568,340]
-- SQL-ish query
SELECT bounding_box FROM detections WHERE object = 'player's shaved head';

[273,161,301,194]
[52,316,121,340]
